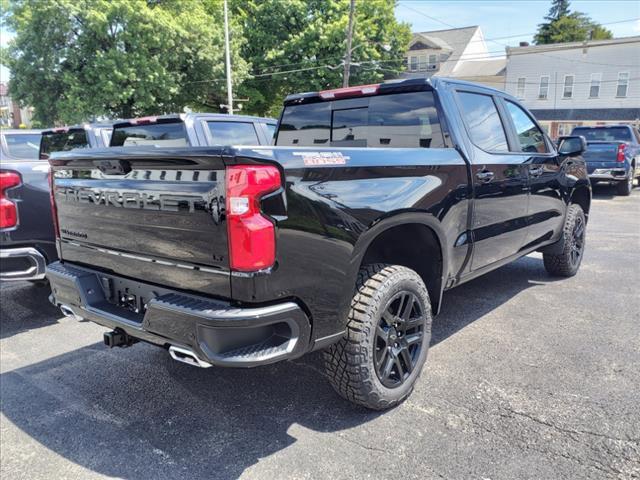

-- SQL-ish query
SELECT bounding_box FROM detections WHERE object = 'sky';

[395,0,640,54]
[1,0,639,81]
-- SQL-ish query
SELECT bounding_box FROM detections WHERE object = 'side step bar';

[169,346,212,368]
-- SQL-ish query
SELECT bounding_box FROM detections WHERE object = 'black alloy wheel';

[569,213,585,268]
[374,291,426,388]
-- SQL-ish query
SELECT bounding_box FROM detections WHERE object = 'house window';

[516,78,526,99]
[428,54,437,65]
[410,56,418,71]
[418,55,427,71]
[563,75,574,99]
[440,53,448,62]
[538,76,549,100]
[557,123,581,137]
[617,72,629,97]
[589,73,601,98]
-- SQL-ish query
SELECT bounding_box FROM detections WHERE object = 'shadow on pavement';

[1,254,560,479]
[0,281,60,340]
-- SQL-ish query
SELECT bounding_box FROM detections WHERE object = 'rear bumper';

[588,168,629,181]
[46,261,312,367]
[0,247,47,281]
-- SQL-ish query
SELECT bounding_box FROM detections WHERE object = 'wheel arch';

[570,184,591,222]
[349,212,448,315]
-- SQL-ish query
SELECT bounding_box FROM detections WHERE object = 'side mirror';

[557,135,587,156]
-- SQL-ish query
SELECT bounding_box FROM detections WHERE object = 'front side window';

[589,73,601,98]
[207,121,259,146]
[616,72,629,97]
[563,75,574,98]
[410,56,418,71]
[538,76,549,100]
[265,123,276,144]
[505,101,549,153]
[428,54,437,65]
[277,91,445,149]
[3,133,41,159]
[457,91,509,152]
[516,78,526,99]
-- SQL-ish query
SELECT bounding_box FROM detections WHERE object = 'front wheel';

[543,204,586,277]
[324,264,432,410]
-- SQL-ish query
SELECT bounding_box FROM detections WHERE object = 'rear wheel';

[616,172,633,196]
[543,204,586,277]
[324,264,432,410]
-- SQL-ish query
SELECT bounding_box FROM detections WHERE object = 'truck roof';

[112,113,276,129]
[0,129,42,135]
[41,122,114,135]
[283,76,512,106]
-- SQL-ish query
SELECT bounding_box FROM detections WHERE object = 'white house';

[403,26,506,89]
[504,36,640,138]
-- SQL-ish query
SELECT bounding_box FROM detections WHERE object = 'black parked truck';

[46,78,591,410]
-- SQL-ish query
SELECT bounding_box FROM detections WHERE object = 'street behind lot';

[1,185,639,480]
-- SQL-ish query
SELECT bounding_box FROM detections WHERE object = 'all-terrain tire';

[323,264,432,410]
[543,204,586,277]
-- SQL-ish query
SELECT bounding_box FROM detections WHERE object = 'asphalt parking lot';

[1,184,639,480]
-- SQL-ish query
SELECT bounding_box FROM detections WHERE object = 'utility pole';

[223,0,234,114]
[342,0,356,87]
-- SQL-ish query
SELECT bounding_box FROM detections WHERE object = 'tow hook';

[103,329,138,348]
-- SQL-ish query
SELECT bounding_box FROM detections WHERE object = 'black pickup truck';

[46,78,591,410]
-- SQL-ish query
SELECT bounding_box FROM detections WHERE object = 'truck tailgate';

[583,142,620,171]
[51,148,230,297]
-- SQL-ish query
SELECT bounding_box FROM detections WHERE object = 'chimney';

[519,41,530,47]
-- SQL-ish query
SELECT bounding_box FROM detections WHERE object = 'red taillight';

[49,170,60,239]
[319,83,380,100]
[0,171,21,229]
[616,143,627,162]
[226,165,281,272]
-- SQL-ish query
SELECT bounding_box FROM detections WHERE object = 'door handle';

[476,170,495,183]
[530,166,544,177]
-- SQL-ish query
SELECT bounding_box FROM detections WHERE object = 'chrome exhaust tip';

[60,304,82,320]
[169,346,212,368]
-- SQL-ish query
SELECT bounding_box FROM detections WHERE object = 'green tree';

[233,0,411,117]
[4,0,249,125]
[534,1,612,44]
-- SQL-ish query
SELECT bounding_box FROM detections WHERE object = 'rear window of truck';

[3,133,41,159]
[110,122,189,147]
[40,129,90,159]
[277,91,445,148]
[571,127,632,142]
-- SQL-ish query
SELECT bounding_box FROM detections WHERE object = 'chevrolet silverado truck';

[571,124,640,196]
[46,78,591,410]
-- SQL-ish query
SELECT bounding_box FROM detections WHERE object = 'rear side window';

[40,130,90,159]
[504,101,549,153]
[110,122,189,147]
[277,91,445,148]
[571,127,632,142]
[3,133,41,159]
[457,92,508,152]
[207,121,259,145]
